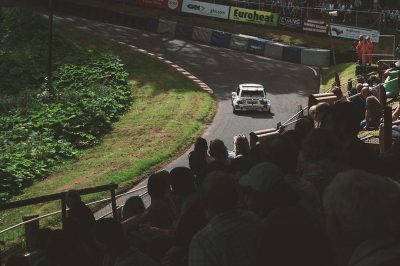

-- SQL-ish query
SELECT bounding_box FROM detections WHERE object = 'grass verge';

[0,23,215,250]
[320,62,356,94]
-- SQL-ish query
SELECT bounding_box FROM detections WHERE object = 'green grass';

[0,24,215,250]
[320,62,356,94]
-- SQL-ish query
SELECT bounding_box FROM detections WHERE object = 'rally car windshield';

[240,90,264,98]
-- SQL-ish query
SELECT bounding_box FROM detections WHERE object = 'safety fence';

[116,0,383,40]
[0,184,148,260]
[11,0,331,66]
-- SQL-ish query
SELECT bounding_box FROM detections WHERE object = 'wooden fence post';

[61,193,67,229]
[23,215,39,252]
[110,186,118,221]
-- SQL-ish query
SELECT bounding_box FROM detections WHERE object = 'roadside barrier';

[264,42,286,60]
[230,34,252,51]
[282,45,303,64]
[157,19,177,35]
[210,30,232,48]
[247,38,268,56]
[146,17,159,33]
[192,27,213,44]
[301,48,330,67]
[175,23,194,39]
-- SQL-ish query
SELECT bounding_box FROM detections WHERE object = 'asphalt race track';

[57,15,318,173]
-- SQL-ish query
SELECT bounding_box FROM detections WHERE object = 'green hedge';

[0,8,132,202]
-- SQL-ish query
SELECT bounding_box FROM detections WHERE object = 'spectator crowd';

[5,64,400,266]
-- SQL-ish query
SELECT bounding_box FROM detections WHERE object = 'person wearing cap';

[188,171,261,266]
[383,62,400,99]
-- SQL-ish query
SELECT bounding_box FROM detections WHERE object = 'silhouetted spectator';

[194,137,213,163]
[259,134,298,175]
[233,135,250,158]
[360,86,383,130]
[141,171,177,228]
[29,228,52,266]
[321,101,381,173]
[94,218,159,266]
[323,170,400,266]
[207,139,229,172]
[349,85,367,123]
[155,167,207,266]
[257,215,334,266]
[47,229,96,266]
[331,86,346,103]
[122,196,145,221]
[189,171,261,266]
[301,128,346,195]
[239,162,313,225]
[188,150,208,187]
[65,190,95,232]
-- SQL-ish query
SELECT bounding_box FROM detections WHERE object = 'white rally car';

[232,84,271,113]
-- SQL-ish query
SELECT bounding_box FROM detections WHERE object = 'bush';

[0,9,132,202]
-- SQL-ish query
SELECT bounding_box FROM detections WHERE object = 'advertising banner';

[229,7,279,26]
[279,16,302,29]
[135,0,181,11]
[329,24,380,43]
[136,0,166,9]
[181,0,229,19]
[303,19,327,34]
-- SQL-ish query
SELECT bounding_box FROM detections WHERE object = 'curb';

[112,39,214,95]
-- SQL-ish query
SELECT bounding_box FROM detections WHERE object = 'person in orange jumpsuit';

[365,36,374,65]
[356,35,364,64]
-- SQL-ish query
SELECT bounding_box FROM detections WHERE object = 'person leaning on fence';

[383,61,400,99]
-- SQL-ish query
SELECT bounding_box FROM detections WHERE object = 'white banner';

[303,19,327,34]
[181,0,230,19]
[329,24,380,43]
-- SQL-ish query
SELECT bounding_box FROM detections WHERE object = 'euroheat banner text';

[329,24,380,43]
[181,0,229,19]
[303,19,327,34]
[229,7,278,26]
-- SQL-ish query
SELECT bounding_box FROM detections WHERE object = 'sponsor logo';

[210,8,225,15]
[279,16,301,28]
[229,7,278,26]
[182,0,229,19]
[187,3,205,11]
[168,0,179,10]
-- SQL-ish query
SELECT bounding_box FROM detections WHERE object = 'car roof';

[239,84,264,91]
